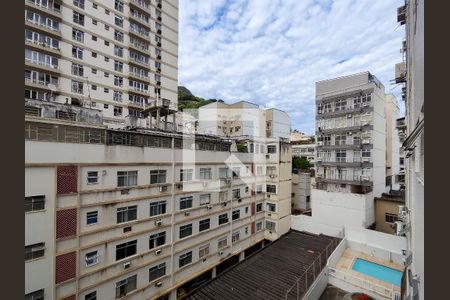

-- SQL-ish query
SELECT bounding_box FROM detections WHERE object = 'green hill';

[178,86,224,111]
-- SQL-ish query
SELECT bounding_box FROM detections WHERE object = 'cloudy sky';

[178,0,405,135]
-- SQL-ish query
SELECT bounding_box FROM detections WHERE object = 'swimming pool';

[352,258,403,286]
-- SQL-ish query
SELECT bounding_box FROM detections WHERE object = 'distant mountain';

[178,86,224,111]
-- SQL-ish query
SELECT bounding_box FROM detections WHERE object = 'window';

[116,240,137,260]
[150,170,167,184]
[115,16,124,27]
[232,188,240,199]
[73,11,85,25]
[180,196,193,210]
[199,168,211,180]
[72,28,84,42]
[199,218,210,232]
[114,30,124,42]
[266,166,276,175]
[105,41,110,46]
[385,213,399,223]
[114,61,123,72]
[245,206,249,214]
[149,232,166,249]
[104,56,110,62]
[104,72,110,78]
[180,169,193,181]
[91,85,97,90]
[93,3,97,8]
[114,45,124,57]
[73,0,85,9]
[105,104,109,110]
[92,19,97,25]
[199,244,209,259]
[104,25,110,31]
[218,167,229,179]
[86,211,98,225]
[245,186,249,193]
[336,150,347,162]
[232,167,240,178]
[115,275,137,298]
[25,195,45,212]
[266,184,277,194]
[117,206,137,223]
[267,145,277,153]
[267,203,276,212]
[150,201,166,216]
[256,221,263,231]
[72,46,83,59]
[232,209,240,220]
[334,99,347,111]
[25,242,45,260]
[104,88,109,93]
[218,213,228,225]
[219,191,228,202]
[115,0,124,12]
[25,289,44,300]
[117,171,138,187]
[179,224,193,239]
[114,106,122,117]
[199,194,210,206]
[266,221,276,232]
[85,291,97,300]
[85,250,99,267]
[256,203,262,212]
[71,80,83,94]
[179,251,192,268]
[256,185,262,193]
[362,149,371,158]
[218,237,227,250]
[71,63,84,76]
[113,91,123,102]
[149,263,166,282]
[105,9,110,15]
[335,135,346,146]
[92,35,97,41]
[232,232,240,243]
[91,52,97,57]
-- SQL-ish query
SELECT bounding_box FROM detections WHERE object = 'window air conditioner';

[219,251,224,256]
[155,249,162,256]
[269,174,276,178]
[159,186,167,192]
[347,114,352,118]
[184,211,190,216]
[123,262,131,269]
[155,282,163,287]
[222,202,227,207]
[177,184,183,190]
[207,205,213,210]
[155,219,163,226]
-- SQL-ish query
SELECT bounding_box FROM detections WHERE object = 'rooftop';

[186,230,340,300]
[375,190,405,203]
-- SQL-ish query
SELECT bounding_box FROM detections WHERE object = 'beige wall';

[375,199,402,234]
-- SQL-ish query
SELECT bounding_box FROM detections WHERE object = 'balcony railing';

[25,18,61,33]
[25,77,59,88]
[131,0,150,10]
[25,58,58,70]
[27,0,61,14]
[144,98,177,111]
[26,39,60,51]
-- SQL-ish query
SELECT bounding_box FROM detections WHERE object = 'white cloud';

[179,0,405,134]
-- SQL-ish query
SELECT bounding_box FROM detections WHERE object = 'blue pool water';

[352,258,403,286]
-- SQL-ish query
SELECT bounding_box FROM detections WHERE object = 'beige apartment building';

[25,0,178,130]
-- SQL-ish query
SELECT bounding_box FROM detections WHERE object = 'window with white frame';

[199,168,211,180]
[114,61,123,73]
[117,170,137,187]
[334,99,347,111]
[72,46,83,59]
[362,149,371,159]
[84,291,96,300]
[72,28,84,42]
[115,0,124,12]
[232,188,240,199]
[232,231,240,243]
[199,244,209,259]
[71,80,83,94]
[267,145,277,153]
[149,201,166,217]
[85,250,99,267]
[115,275,137,299]
[149,262,166,282]
[73,0,85,9]
[218,167,229,179]
[116,240,137,260]
[256,166,263,175]
[71,63,84,77]
[114,45,123,57]
[25,195,45,212]
[335,135,346,146]
[219,191,228,202]
[218,237,227,250]
[180,169,193,181]
[266,166,276,175]
[115,15,124,27]
[266,221,276,232]
[179,196,193,210]
[266,203,276,212]
[73,11,85,25]
[113,91,123,102]
[266,184,277,194]
[335,150,347,162]
[256,221,263,231]
[117,206,137,223]
[149,231,166,249]
[179,251,192,268]
[150,170,166,184]
[199,194,211,206]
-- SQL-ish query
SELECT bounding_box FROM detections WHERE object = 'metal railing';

[284,238,340,300]
[328,267,400,300]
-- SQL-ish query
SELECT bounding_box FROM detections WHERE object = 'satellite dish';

[47,84,57,92]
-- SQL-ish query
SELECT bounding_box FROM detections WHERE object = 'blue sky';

[178,0,405,135]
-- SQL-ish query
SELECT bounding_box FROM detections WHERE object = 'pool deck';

[335,249,403,294]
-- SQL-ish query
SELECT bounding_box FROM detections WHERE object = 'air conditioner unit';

[347,114,352,118]
[317,141,323,146]
[155,281,163,287]
[155,249,162,256]
[267,213,272,217]
[269,174,276,178]
[360,176,369,181]
[207,205,213,210]
[184,211,190,216]
[362,157,370,162]
[221,202,227,207]
[237,198,242,203]
[159,186,167,192]
[347,131,353,135]
[123,262,131,269]
[395,221,405,236]
[155,219,163,226]
[267,194,270,198]
[177,184,183,190]
[219,251,224,256]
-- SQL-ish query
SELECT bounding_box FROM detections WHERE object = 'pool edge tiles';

[351,258,403,286]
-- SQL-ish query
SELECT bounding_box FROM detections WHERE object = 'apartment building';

[24,100,292,299]
[385,94,401,190]
[197,101,291,139]
[291,172,311,211]
[313,71,388,229]
[25,0,178,130]
[292,142,316,165]
[396,0,424,298]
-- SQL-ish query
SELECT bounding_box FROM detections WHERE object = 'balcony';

[129,71,149,81]
[130,0,151,12]
[26,0,61,19]
[25,58,59,73]
[129,25,150,39]
[25,18,61,37]
[129,40,150,54]
[395,62,406,84]
[143,98,177,115]
[128,86,149,96]
[25,77,59,91]
[25,39,61,56]
[128,57,150,69]
[397,5,406,25]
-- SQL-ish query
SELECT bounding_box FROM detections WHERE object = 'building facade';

[396,0,424,298]
[292,142,316,165]
[25,0,178,130]
[25,102,292,299]
[291,172,311,211]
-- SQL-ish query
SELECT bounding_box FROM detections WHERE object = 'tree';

[292,156,312,170]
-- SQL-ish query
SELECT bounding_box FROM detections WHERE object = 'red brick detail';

[57,166,78,194]
[55,252,76,284]
[251,222,256,234]
[61,295,76,300]
[56,208,77,239]
[251,202,256,216]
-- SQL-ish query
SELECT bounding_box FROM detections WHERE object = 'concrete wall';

[374,199,401,234]
[291,215,343,237]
